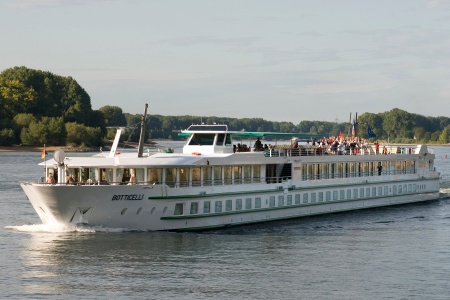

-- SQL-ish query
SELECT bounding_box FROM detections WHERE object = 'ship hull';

[21,177,440,231]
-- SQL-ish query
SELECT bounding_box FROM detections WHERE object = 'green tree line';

[1,67,450,146]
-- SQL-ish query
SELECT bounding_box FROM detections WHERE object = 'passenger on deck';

[374,141,380,154]
[46,173,55,184]
[254,138,262,151]
[128,173,137,185]
[66,175,75,185]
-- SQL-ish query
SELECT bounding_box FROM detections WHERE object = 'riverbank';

[0,145,100,153]
[0,141,160,153]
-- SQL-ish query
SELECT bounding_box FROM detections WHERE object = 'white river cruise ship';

[21,111,440,231]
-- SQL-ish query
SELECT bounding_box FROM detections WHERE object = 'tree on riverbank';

[2,66,450,146]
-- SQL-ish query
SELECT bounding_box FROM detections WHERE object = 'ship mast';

[138,103,148,157]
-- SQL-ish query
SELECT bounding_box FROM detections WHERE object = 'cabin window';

[318,192,323,202]
[215,201,222,213]
[179,167,190,187]
[295,194,301,204]
[407,161,415,174]
[303,193,309,204]
[338,163,344,178]
[340,190,345,200]
[116,168,132,184]
[278,196,284,206]
[333,191,338,201]
[323,164,329,179]
[67,168,81,184]
[131,168,144,185]
[308,164,314,180]
[224,166,232,185]
[202,167,212,186]
[378,187,382,196]
[393,185,397,195]
[192,167,201,186]
[190,202,198,214]
[244,166,252,183]
[255,197,261,208]
[326,191,331,201]
[408,184,412,193]
[302,164,307,180]
[203,201,210,213]
[165,168,177,188]
[148,168,163,184]
[81,167,96,184]
[384,186,388,195]
[346,189,351,199]
[236,199,242,210]
[189,133,215,146]
[225,200,233,211]
[269,196,276,207]
[253,165,261,182]
[383,161,390,175]
[311,193,316,203]
[369,162,375,176]
[372,187,377,196]
[353,189,358,199]
[214,166,222,185]
[174,203,184,215]
[245,198,252,209]
[287,194,292,205]
[234,166,242,184]
[366,188,370,197]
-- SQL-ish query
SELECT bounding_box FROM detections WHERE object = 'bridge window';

[189,133,215,146]
[216,134,225,146]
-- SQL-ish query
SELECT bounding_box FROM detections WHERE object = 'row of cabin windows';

[64,165,261,186]
[301,160,416,180]
[174,183,421,215]
[162,165,262,187]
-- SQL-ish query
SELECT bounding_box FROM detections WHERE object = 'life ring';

[192,152,201,156]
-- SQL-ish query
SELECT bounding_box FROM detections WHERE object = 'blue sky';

[1,0,450,123]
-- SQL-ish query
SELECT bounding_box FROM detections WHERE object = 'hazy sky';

[2,0,450,123]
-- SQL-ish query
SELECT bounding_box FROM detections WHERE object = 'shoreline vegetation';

[0,141,158,153]
[1,141,448,153]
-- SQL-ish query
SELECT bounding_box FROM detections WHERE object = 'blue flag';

[368,126,376,138]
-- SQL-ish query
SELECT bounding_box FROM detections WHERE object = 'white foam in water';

[5,223,132,233]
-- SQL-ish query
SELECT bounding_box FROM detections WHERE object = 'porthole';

[121,208,128,215]
[137,207,143,215]
[163,206,168,214]
[150,207,156,214]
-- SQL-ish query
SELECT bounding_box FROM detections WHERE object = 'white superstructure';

[21,124,440,231]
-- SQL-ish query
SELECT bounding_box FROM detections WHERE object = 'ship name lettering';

[112,194,144,201]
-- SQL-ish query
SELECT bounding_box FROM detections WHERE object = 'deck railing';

[263,145,417,157]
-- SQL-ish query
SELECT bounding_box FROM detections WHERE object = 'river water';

[1,145,450,299]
